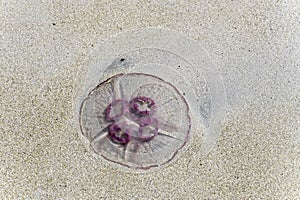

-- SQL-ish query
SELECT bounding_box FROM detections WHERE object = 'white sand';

[1,0,299,199]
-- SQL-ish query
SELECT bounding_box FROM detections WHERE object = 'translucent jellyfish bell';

[74,28,227,172]
[79,73,191,169]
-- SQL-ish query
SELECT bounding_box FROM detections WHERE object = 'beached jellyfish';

[74,28,228,172]
[79,73,191,170]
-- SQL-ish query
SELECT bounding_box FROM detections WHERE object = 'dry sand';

[1,0,299,199]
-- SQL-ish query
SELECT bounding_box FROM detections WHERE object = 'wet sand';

[1,1,299,199]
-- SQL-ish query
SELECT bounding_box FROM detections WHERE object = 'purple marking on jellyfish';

[105,99,129,122]
[108,123,130,144]
[129,96,156,116]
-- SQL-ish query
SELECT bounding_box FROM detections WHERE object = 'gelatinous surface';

[79,73,191,170]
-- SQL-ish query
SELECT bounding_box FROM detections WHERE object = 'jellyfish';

[79,73,191,170]
[75,28,228,172]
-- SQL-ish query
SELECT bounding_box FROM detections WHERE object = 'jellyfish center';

[104,96,158,144]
